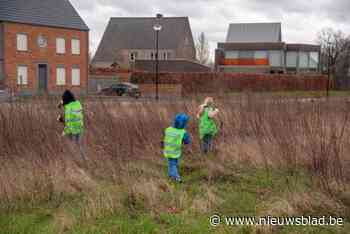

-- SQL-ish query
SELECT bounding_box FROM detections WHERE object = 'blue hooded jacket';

[173,113,191,145]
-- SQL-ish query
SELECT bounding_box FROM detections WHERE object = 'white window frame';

[129,52,138,61]
[71,67,80,86]
[16,33,28,51]
[71,39,80,55]
[17,65,28,85]
[56,38,66,54]
[56,66,66,85]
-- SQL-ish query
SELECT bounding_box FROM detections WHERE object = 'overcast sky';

[71,0,350,58]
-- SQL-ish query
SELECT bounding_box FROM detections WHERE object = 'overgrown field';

[0,95,350,234]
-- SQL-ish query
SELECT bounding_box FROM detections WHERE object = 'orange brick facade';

[2,22,89,95]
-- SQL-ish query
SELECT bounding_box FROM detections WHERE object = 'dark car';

[100,82,141,98]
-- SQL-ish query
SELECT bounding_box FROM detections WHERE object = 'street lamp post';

[327,42,331,98]
[153,14,162,100]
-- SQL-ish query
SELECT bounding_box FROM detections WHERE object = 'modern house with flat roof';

[92,17,210,72]
[0,0,89,95]
[215,23,320,74]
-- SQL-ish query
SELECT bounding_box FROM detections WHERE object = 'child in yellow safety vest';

[197,97,219,154]
[163,113,191,182]
[57,90,86,160]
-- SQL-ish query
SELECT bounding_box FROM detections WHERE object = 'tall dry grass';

[0,95,349,206]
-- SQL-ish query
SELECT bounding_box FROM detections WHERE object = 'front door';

[38,64,48,92]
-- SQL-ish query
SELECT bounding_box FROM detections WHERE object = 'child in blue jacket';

[163,113,191,182]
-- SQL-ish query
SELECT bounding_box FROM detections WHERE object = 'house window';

[225,51,239,59]
[151,52,154,60]
[71,39,80,55]
[17,34,28,51]
[56,66,66,85]
[239,51,254,59]
[299,52,309,68]
[17,65,28,85]
[56,38,66,54]
[184,37,189,46]
[72,67,80,86]
[286,52,298,68]
[269,50,283,67]
[309,52,319,69]
[129,52,138,61]
[163,52,167,60]
[254,51,268,59]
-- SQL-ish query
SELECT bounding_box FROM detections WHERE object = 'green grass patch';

[0,163,348,234]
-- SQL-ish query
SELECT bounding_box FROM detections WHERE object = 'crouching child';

[197,97,219,154]
[163,113,191,182]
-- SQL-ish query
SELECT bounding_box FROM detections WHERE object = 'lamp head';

[153,24,162,31]
[153,13,163,31]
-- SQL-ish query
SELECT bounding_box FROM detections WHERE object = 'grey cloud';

[70,0,350,55]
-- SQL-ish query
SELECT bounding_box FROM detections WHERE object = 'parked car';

[100,82,141,98]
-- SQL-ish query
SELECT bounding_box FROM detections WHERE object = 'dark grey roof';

[226,23,281,43]
[0,0,89,31]
[93,17,192,62]
[135,59,211,73]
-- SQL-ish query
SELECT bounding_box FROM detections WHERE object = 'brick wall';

[139,84,182,97]
[3,22,89,95]
[89,67,132,93]
[131,72,331,95]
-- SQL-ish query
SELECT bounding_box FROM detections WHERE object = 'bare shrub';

[0,95,349,205]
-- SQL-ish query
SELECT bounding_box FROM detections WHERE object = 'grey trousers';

[67,134,87,161]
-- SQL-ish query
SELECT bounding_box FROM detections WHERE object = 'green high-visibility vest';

[163,127,186,159]
[199,106,218,139]
[64,100,84,135]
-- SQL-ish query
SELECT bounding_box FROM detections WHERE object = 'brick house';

[0,0,89,95]
[92,17,206,72]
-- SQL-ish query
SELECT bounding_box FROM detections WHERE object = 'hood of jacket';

[62,90,76,106]
[173,113,189,129]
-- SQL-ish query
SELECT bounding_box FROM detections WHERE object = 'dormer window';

[184,37,189,46]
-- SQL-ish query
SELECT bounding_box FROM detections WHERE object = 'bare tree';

[196,32,210,65]
[317,28,348,73]
[317,28,350,89]
[335,40,350,89]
